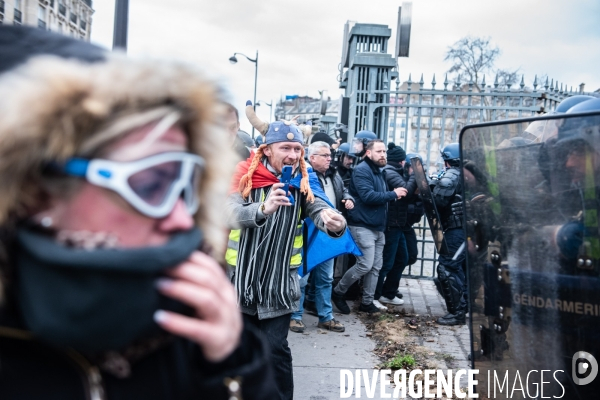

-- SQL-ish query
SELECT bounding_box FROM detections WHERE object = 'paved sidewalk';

[288,278,470,400]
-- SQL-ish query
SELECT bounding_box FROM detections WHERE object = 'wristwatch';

[260,202,267,214]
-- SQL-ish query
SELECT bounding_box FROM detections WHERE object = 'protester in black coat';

[374,143,417,307]
[0,26,276,400]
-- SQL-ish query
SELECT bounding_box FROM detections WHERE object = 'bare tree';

[445,36,499,90]
[495,68,520,90]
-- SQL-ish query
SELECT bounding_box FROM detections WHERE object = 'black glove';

[451,201,463,217]
[451,194,464,217]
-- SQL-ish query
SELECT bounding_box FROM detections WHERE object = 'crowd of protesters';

[0,24,464,400]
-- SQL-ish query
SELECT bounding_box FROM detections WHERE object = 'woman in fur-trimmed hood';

[0,26,275,400]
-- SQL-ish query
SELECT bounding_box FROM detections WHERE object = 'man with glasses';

[289,142,355,334]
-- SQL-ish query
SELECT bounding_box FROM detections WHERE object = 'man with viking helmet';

[226,102,347,400]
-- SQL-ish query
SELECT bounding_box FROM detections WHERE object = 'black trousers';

[402,226,419,266]
[243,313,293,400]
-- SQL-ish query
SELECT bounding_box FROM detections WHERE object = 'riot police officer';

[335,142,356,187]
[433,143,467,325]
[351,130,378,159]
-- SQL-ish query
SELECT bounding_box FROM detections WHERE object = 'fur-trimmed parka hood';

[0,26,236,259]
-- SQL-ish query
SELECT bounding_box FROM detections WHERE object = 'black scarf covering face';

[15,227,201,353]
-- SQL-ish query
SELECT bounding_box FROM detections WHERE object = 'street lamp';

[256,100,273,121]
[229,51,259,137]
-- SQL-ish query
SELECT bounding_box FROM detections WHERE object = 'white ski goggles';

[62,152,204,218]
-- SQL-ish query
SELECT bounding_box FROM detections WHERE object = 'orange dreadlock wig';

[238,143,315,203]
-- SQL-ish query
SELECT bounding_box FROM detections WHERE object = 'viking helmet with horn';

[239,101,314,202]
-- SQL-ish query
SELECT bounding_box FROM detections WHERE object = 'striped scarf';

[234,183,302,310]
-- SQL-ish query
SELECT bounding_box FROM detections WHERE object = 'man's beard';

[373,158,387,167]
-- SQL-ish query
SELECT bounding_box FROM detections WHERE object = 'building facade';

[0,0,93,41]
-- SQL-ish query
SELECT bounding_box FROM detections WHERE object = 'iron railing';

[388,77,599,279]
[367,74,598,172]
[404,217,438,279]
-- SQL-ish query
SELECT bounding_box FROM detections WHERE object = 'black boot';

[434,277,453,314]
[436,311,466,325]
[331,290,350,314]
[436,265,462,314]
[435,264,465,325]
[304,299,318,316]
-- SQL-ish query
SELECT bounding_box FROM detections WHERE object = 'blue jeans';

[375,227,408,300]
[291,258,334,323]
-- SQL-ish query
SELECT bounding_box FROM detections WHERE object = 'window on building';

[0,0,5,15]
[49,0,54,8]
[59,0,66,16]
[13,4,22,24]
[38,6,47,29]
[80,11,87,30]
[70,11,76,24]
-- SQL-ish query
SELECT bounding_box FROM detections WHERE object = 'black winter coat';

[0,306,276,400]
[336,165,352,188]
[346,157,397,231]
[383,163,417,228]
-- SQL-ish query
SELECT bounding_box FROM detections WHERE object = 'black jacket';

[0,312,276,400]
[346,157,397,231]
[383,163,417,228]
[336,165,352,188]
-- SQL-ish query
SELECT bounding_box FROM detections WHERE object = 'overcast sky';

[90,0,600,133]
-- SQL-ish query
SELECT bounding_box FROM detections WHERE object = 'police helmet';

[351,130,377,156]
[404,153,422,168]
[441,143,460,163]
[554,95,596,113]
[338,142,351,154]
[565,97,600,114]
[555,97,600,155]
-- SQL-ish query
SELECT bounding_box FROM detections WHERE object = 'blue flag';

[290,171,363,277]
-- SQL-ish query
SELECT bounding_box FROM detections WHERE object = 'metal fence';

[370,73,591,172]
[377,74,599,279]
[404,217,437,279]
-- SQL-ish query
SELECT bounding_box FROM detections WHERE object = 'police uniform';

[433,144,467,326]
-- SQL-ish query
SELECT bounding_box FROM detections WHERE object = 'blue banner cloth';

[289,170,363,277]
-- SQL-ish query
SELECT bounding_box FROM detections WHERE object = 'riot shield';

[411,157,449,255]
[461,111,600,399]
